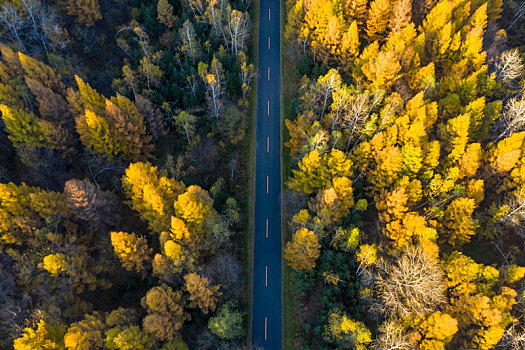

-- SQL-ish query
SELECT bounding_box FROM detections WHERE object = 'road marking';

[266,176,269,193]
[265,266,268,286]
[268,67,270,81]
[268,36,270,50]
[265,317,267,340]
[269,8,271,21]
[267,137,269,152]
[267,100,269,116]
[266,218,268,238]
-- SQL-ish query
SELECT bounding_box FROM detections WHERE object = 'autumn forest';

[282,0,525,348]
[0,0,253,349]
[1,0,525,348]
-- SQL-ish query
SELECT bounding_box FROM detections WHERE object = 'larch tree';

[365,0,392,42]
[122,162,185,233]
[284,228,321,272]
[110,231,152,274]
[13,320,66,350]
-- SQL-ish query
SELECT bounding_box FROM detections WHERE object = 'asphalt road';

[251,0,282,348]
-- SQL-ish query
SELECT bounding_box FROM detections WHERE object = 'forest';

[0,0,255,349]
[282,0,525,349]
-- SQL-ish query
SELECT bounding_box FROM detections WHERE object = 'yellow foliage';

[43,253,66,274]
[284,228,321,272]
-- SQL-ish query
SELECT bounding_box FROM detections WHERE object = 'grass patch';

[281,2,302,349]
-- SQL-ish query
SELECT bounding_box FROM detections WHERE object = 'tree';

[443,197,477,247]
[13,320,66,350]
[184,272,222,314]
[173,185,215,234]
[134,94,168,141]
[43,253,66,274]
[179,20,200,62]
[0,104,46,148]
[238,51,255,99]
[65,0,101,27]
[225,8,250,56]
[378,246,446,318]
[198,56,225,119]
[372,320,412,350]
[417,311,458,349]
[157,0,175,28]
[366,0,392,42]
[20,0,67,54]
[495,49,524,85]
[64,313,106,350]
[208,302,245,339]
[141,285,189,341]
[122,162,185,233]
[323,310,371,349]
[390,0,412,33]
[175,111,196,144]
[106,325,155,350]
[288,148,353,194]
[110,231,152,274]
[361,50,401,91]
[64,179,118,229]
[0,3,26,51]
[284,228,321,272]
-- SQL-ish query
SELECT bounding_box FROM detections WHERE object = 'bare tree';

[496,97,525,139]
[494,190,525,238]
[377,246,446,318]
[372,319,413,350]
[499,322,525,349]
[21,0,66,54]
[0,3,27,51]
[495,49,524,85]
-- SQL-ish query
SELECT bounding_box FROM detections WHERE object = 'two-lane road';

[251,0,282,348]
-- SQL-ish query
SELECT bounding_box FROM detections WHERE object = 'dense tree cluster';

[0,0,253,348]
[284,0,525,348]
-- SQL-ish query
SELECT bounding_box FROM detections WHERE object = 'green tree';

[208,302,245,339]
